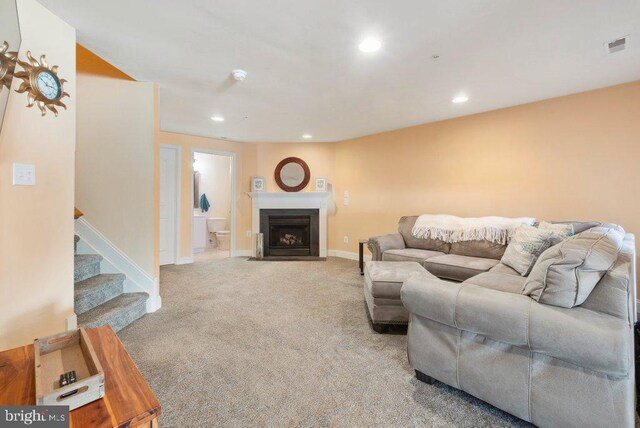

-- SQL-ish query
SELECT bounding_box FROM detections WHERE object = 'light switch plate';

[246,230,252,238]
[343,190,349,198]
[343,197,349,206]
[12,163,36,186]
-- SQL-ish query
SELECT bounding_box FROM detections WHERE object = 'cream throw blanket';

[411,215,536,245]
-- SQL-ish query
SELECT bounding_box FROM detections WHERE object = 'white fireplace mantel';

[247,192,331,257]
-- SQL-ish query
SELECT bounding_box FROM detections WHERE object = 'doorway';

[191,150,235,261]
[159,145,181,265]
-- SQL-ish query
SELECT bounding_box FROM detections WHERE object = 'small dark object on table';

[59,370,77,388]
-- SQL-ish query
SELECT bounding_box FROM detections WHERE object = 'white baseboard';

[75,218,161,313]
[228,249,367,260]
[232,249,252,257]
[328,250,371,262]
[66,313,77,330]
[176,256,194,265]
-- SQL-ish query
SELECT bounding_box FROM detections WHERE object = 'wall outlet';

[12,163,36,186]
[343,235,349,244]
[246,230,252,238]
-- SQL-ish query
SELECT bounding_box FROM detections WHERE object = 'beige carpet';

[118,257,530,427]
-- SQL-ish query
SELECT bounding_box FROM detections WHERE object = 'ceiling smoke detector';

[231,69,247,81]
[606,36,628,54]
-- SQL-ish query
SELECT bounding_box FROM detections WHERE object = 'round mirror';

[274,157,310,192]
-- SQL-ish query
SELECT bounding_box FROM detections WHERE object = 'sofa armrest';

[367,233,405,261]
[402,275,631,376]
[402,276,531,346]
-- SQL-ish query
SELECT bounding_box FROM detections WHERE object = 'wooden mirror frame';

[274,157,310,192]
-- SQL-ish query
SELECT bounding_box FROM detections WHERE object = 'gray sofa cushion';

[522,224,625,308]
[489,263,520,276]
[364,261,429,299]
[449,239,507,260]
[382,248,444,263]
[398,216,450,253]
[463,272,526,294]
[551,220,601,234]
[500,225,555,276]
[424,254,499,282]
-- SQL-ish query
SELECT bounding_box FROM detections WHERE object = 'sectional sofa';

[367,216,636,427]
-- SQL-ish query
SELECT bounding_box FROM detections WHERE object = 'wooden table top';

[0,326,161,428]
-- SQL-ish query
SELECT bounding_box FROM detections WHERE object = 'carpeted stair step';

[74,254,103,282]
[74,235,80,255]
[78,292,148,332]
[74,273,125,315]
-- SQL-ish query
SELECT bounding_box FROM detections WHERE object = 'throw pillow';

[500,225,554,276]
[522,224,625,308]
[538,221,574,245]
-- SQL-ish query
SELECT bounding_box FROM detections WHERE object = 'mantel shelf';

[247,191,331,199]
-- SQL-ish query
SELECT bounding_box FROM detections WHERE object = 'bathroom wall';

[194,152,232,229]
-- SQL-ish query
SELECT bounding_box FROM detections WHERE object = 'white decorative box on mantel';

[247,192,331,257]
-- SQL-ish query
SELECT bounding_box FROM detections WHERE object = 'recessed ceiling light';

[302,134,312,139]
[452,95,469,104]
[358,37,382,53]
[211,115,225,122]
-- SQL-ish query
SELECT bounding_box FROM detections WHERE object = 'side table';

[359,239,368,275]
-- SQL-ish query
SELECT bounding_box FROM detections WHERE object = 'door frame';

[159,144,182,265]
[190,148,237,259]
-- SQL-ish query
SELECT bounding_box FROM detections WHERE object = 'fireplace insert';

[259,209,319,258]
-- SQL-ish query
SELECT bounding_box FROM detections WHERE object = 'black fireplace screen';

[269,218,309,249]
[260,209,319,257]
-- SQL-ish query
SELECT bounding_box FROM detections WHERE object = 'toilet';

[206,217,230,251]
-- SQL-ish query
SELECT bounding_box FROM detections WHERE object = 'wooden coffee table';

[0,326,161,427]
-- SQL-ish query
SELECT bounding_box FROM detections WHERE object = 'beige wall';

[333,82,640,265]
[76,75,157,277]
[0,0,76,350]
[194,153,232,223]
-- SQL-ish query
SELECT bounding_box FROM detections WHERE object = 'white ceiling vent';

[606,36,628,54]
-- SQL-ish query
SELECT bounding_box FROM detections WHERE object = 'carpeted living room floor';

[118,257,530,427]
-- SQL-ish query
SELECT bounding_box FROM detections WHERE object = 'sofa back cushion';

[551,220,601,234]
[580,234,635,322]
[449,239,507,259]
[398,216,450,253]
[522,224,625,308]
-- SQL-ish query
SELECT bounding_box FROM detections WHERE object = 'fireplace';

[259,209,320,258]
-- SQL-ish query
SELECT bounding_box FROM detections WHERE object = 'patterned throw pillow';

[538,221,574,245]
[500,225,555,276]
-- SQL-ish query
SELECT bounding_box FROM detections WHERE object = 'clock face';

[36,70,61,100]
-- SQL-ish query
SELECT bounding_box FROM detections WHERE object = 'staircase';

[74,235,148,332]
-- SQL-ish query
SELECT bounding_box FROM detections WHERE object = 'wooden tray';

[34,328,105,410]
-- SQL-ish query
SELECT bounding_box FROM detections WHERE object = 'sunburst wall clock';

[15,51,69,116]
[0,41,18,92]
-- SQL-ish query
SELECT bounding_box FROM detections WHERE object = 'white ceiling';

[39,0,640,142]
